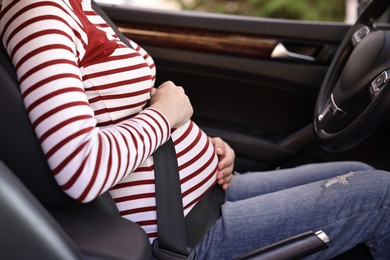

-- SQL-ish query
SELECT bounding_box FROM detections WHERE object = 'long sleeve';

[1,0,219,241]
[0,0,170,202]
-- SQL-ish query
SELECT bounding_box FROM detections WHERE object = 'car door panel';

[144,49,323,170]
[101,4,390,172]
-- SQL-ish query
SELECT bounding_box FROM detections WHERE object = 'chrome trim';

[371,71,389,92]
[318,93,345,122]
[330,93,345,117]
[271,42,315,61]
[315,230,330,244]
[353,26,370,45]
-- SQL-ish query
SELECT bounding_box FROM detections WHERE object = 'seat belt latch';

[152,239,195,260]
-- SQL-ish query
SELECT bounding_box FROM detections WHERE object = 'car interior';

[1,0,389,259]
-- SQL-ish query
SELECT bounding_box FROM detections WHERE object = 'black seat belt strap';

[91,1,131,47]
[91,2,220,258]
[91,3,193,258]
[152,139,195,259]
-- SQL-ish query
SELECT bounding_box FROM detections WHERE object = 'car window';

[96,0,181,11]
[95,0,359,23]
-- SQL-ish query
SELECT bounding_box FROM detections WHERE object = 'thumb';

[150,87,157,96]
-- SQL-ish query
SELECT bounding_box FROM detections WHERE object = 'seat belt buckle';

[152,239,195,260]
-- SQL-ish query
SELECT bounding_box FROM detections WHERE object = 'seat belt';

[90,3,193,258]
[91,1,130,46]
[153,139,225,259]
[91,2,224,259]
[152,139,195,259]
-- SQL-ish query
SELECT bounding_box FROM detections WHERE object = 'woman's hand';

[149,81,193,129]
[210,137,235,190]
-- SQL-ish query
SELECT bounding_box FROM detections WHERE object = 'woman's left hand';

[210,137,235,190]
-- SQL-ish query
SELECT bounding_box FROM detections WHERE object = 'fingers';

[210,137,225,156]
[157,81,185,94]
[210,137,235,171]
[149,81,193,128]
[219,143,235,169]
[222,183,230,190]
[210,137,235,190]
[217,170,233,183]
[217,171,233,190]
[217,164,234,181]
[211,138,228,170]
[218,153,234,168]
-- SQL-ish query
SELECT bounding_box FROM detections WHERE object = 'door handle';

[271,42,316,61]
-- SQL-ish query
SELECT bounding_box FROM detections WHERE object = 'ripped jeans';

[195,162,390,260]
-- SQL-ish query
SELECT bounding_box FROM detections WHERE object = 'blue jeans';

[195,162,390,259]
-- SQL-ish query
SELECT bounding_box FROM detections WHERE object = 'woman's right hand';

[149,81,193,129]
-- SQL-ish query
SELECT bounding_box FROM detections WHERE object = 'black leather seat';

[0,160,82,260]
[0,40,152,259]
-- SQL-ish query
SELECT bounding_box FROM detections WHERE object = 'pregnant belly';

[171,120,219,214]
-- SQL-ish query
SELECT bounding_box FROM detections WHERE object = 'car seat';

[0,38,152,259]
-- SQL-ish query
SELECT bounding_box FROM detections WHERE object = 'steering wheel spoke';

[318,94,346,122]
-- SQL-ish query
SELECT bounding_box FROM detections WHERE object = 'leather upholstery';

[0,36,151,260]
[0,160,82,260]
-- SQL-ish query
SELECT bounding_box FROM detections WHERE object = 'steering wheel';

[314,0,390,152]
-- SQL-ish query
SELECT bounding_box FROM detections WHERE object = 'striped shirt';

[0,0,218,241]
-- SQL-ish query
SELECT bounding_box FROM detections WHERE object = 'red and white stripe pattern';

[1,0,218,241]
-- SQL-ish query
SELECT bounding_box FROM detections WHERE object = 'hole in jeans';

[324,172,355,188]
